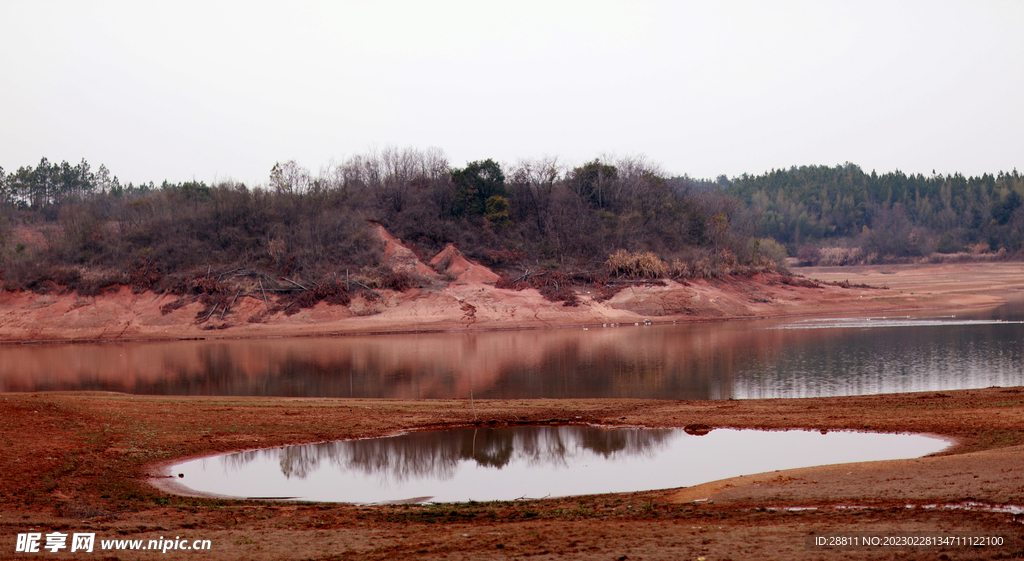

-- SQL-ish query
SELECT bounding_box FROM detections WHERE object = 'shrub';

[935,233,963,254]
[128,259,161,292]
[380,270,412,291]
[670,259,692,278]
[605,250,669,279]
[483,248,526,266]
[292,279,353,309]
[817,247,863,266]
[968,242,990,254]
[495,270,581,306]
[797,245,821,266]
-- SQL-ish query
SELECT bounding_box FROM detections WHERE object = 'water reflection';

[735,317,1024,398]
[170,426,951,503]
[2,304,1022,399]
[224,426,672,482]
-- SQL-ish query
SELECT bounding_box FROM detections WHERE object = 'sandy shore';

[2,262,1021,343]
[800,261,1024,301]
[2,262,1024,560]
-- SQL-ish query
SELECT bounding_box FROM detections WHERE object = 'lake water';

[3,302,1022,400]
[168,426,952,503]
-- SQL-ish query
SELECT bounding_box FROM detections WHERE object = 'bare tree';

[510,156,563,236]
[269,160,312,195]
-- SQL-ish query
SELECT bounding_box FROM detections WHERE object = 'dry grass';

[672,250,777,279]
[816,247,864,266]
[605,250,669,279]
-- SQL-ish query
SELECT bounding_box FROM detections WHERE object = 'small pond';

[168,426,951,503]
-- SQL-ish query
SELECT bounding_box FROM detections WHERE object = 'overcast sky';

[2,1,1022,186]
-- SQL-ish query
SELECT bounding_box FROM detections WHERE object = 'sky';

[2,0,1022,186]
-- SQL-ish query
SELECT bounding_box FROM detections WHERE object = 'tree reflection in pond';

[222,426,673,482]
[175,427,950,503]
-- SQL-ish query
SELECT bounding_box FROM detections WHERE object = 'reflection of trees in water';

[8,307,1024,398]
[128,346,461,398]
[734,323,1024,398]
[54,327,751,399]
[142,335,742,399]
[12,339,736,399]
[485,341,735,399]
[218,426,676,482]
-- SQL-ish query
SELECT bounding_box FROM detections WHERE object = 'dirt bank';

[1,389,1023,560]
[3,262,1019,343]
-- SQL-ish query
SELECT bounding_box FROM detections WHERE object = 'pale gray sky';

[2,0,1022,186]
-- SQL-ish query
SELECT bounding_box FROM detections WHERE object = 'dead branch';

[221,290,241,320]
[350,279,383,299]
[216,267,245,279]
[511,269,534,283]
[201,303,219,324]
[258,278,270,311]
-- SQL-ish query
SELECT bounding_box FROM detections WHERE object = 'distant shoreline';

[2,262,1019,344]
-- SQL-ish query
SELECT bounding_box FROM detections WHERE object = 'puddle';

[167,426,950,503]
[818,503,1024,523]
[924,503,1024,516]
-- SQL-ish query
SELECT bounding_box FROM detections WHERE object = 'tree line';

[725,163,1024,260]
[0,148,765,298]
[5,153,1020,301]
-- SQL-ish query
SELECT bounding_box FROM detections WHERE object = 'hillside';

[0,225,1005,342]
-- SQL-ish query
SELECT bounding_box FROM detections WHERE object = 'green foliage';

[569,159,619,209]
[175,180,212,202]
[753,238,788,266]
[861,205,930,258]
[451,159,507,217]
[992,190,1022,225]
[483,195,511,228]
[5,157,96,209]
[727,164,1024,256]
[935,232,963,254]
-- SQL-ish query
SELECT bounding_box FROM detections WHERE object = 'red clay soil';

[0,261,1017,344]
[371,222,438,278]
[1,224,1019,343]
[428,244,501,285]
[1,390,1023,560]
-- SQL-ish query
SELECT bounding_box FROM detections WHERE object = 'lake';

[3,302,1022,400]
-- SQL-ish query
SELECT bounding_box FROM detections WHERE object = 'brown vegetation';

[605,249,669,279]
[1,150,769,310]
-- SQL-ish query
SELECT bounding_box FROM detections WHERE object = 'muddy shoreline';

[3,262,1021,344]
[2,390,1023,560]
